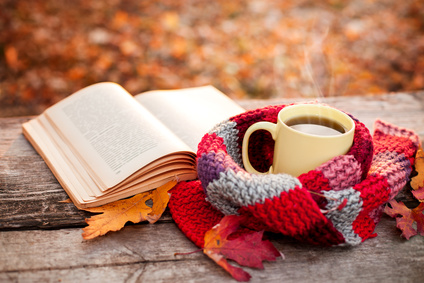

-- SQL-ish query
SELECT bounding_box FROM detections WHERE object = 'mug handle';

[242,121,277,174]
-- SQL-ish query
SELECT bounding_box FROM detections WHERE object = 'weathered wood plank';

[0,92,423,230]
[0,260,228,283]
[1,217,423,282]
[0,154,89,229]
[0,151,174,230]
[1,92,424,282]
[0,121,170,230]
[0,116,33,157]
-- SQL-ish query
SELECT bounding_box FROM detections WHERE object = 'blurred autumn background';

[1,0,423,117]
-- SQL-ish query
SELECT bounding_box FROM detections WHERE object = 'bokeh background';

[1,0,423,117]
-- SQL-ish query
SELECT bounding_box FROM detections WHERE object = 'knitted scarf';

[169,104,420,248]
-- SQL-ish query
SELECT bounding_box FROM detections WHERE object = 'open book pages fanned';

[22,82,245,208]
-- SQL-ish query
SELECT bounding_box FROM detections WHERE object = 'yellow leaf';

[411,146,424,191]
[81,192,152,240]
[80,181,177,240]
[147,180,177,223]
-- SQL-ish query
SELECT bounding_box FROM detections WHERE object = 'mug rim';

[278,104,355,139]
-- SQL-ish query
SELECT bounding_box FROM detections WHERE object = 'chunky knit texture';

[168,103,420,248]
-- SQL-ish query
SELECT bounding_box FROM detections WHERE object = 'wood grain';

[1,217,423,282]
[1,92,424,282]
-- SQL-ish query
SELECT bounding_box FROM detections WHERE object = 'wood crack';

[0,257,202,274]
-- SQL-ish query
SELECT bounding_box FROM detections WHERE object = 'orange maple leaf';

[384,200,424,240]
[81,180,176,240]
[203,215,282,282]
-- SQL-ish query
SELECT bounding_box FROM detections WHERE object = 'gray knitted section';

[209,120,243,166]
[206,168,301,215]
[323,188,363,246]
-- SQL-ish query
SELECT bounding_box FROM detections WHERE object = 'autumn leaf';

[384,200,424,240]
[81,193,152,240]
[81,180,176,240]
[203,215,282,281]
[412,187,424,202]
[146,180,175,223]
[411,146,424,193]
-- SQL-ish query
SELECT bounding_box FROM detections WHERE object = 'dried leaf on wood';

[81,180,176,240]
[411,146,424,192]
[81,193,151,240]
[203,215,282,282]
[146,180,175,223]
[384,200,424,240]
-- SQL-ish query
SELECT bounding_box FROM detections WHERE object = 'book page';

[23,115,196,208]
[43,82,193,189]
[22,119,95,205]
[134,85,245,151]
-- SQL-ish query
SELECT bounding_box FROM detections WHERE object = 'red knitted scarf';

[169,104,420,248]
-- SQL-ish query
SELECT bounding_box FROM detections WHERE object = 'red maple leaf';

[384,200,424,240]
[203,215,282,281]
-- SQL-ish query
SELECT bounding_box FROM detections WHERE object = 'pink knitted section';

[316,155,362,191]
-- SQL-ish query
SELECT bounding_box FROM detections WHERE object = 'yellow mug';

[242,104,355,177]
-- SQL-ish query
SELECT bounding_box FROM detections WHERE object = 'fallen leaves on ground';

[203,215,282,282]
[384,200,424,240]
[2,0,424,117]
[81,180,176,240]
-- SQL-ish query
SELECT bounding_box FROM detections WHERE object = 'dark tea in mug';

[285,115,347,136]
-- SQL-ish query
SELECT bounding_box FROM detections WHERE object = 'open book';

[22,83,245,208]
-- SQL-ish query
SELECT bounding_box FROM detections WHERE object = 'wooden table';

[1,92,424,282]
